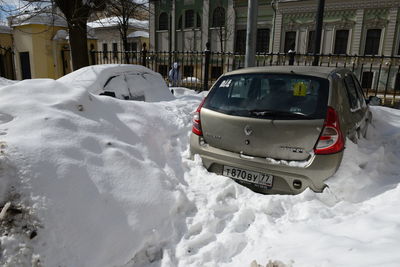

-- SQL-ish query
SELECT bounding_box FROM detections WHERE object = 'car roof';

[223,66,346,79]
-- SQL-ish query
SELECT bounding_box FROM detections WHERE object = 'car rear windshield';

[203,73,329,119]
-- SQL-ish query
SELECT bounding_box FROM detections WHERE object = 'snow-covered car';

[58,64,174,102]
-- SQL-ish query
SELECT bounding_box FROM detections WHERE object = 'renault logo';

[244,125,253,136]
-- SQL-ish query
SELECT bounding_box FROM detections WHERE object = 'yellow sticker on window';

[293,82,307,96]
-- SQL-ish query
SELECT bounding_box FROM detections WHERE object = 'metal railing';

[80,45,400,107]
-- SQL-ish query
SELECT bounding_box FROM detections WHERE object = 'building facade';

[149,0,400,92]
[149,0,274,53]
[275,0,400,56]
[8,13,97,80]
[87,16,149,57]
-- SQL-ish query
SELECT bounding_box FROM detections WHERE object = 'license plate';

[222,166,273,188]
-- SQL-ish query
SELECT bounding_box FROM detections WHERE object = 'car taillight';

[314,107,344,155]
[192,98,206,136]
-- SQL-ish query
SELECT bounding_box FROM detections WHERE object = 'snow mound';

[1,75,400,267]
[58,64,174,102]
[0,79,197,266]
[0,77,17,88]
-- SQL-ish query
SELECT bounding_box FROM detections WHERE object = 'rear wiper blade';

[248,109,309,118]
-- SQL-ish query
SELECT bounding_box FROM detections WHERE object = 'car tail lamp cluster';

[314,107,344,155]
[192,98,206,136]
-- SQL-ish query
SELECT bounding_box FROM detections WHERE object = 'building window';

[196,13,201,28]
[212,7,225,27]
[158,12,168,30]
[284,31,296,53]
[256,28,270,53]
[235,29,246,53]
[361,71,374,89]
[158,64,168,77]
[185,9,194,28]
[183,65,194,77]
[113,43,118,59]
[364,29,381,55]
[19,51,31,79]
[398,37,400,55]
[211,66,223,79]
[131,42,137,52]
[178,15,182,30]
[394,73,400,91]
[102,43,108,58]
[307,30,315,54]
[334,29,349,55]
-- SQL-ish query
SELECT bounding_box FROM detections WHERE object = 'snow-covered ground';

[0,73,400,267]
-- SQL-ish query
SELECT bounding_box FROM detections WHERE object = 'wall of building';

[13,24,66,79]
[151,0,275,53]
[275,0,400,56]
[0,33,13,48]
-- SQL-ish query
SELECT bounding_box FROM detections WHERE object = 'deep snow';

[0,75,400,267]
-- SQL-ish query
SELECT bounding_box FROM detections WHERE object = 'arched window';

[212,7,225,27]
[185,9,194,28]
[158,12,168,30]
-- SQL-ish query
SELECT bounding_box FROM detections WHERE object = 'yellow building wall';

[0,33,13,48]
[12,25,35,80]
[13,24,98,80]
[13,24,65,79]
[31,24,66,79]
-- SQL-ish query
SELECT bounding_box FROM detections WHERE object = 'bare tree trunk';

[69,20,89,70]
[54,0,105,70]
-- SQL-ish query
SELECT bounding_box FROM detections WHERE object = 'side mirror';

[367,96,381,106]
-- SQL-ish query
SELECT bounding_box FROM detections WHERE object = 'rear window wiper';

[248,109,310,119]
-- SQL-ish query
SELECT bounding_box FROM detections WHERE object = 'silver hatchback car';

[190,66,374,194]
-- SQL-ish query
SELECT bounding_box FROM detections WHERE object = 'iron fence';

[82,47,400,108]
[0,46,15,80]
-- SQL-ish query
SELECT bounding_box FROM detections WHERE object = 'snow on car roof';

[57,64,174,102]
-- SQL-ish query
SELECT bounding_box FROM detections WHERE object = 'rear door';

[342,72,368,140]
[201,73,329,161]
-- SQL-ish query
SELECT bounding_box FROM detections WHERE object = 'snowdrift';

[1,77,400,267]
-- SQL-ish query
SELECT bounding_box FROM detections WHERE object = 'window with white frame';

[196,13,201,28]
[307,30,315,54]
[212,7,225,28]
[256,29,270,53]
[185,10,194,28]
[364,29,381,55]
[284,31,296,53]
[112,43,118,59]
[398,36,400,55]
[361,71,374,89]
[158,12,168,30]
[235,29,246,53]
[102,43,108,58]
[334,29,349,55]
[394,73,400,91]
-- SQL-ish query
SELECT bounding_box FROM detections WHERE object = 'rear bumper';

[190,134,343,195]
